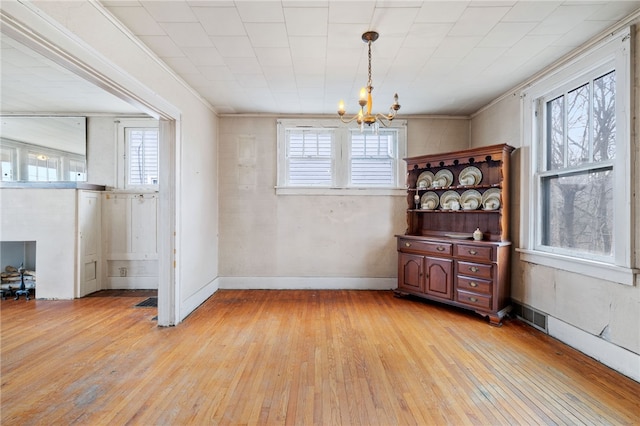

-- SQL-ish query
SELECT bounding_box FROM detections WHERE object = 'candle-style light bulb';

[359,87,367,101]
[338,100,345,115]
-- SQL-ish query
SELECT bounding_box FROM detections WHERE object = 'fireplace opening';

[1,241,36,299]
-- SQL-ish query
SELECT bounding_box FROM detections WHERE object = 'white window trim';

[518,28,637,286]
[276,118,407,196]
[115,118,159,192]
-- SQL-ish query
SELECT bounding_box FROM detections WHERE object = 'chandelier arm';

[374,114,394,127]
[339,114,363,125]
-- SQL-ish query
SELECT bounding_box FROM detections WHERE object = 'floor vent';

[512,302,548,333]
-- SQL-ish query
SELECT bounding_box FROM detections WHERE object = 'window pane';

[546,95,564,170]
[350,131,395,186]
[541,168,613,256]
[127,128,159,186]
[287,130,332,158]
[28,153,58,181]
[69,158,86,181]
[1,146,15,181]
[567,83,590,166]
[289,158,331,185]
[286,129,333,186]
[593,70,616,162]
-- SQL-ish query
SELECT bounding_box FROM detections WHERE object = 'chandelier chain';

[367,40,372,88]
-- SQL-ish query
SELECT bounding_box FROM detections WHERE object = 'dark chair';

[14,265,31,301]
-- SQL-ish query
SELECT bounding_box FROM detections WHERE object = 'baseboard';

[179,277,220,322]
[104,277,158,289]
[218,276,396,290]
[548,316,640,383]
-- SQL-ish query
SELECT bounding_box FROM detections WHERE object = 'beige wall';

[218,116,469,283]
[469,25,640,367]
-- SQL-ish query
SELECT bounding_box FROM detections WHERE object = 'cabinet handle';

[469,297,478,302]
[405,242,411,247]
[436,246,445,252]
[469,266,479,272]
[469,282,478,287]
[469,250,478,255]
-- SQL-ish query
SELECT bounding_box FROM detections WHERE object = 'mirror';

[0,116,87,182]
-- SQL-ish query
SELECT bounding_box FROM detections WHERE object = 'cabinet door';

[424,257,453,300]
[78,191,101,297]
[398,253,423,293]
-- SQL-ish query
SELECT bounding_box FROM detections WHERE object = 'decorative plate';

[481,188,501,210]
[416,171,434,189]
[420,191,439,210]
[439,190,460,210]
[433,169,453,188]
[459,166,482,186]
[460,189,482,210]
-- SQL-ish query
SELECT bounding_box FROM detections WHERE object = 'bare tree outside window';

[542,71,615,256]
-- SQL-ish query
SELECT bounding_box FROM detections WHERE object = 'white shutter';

[350,130,396,186]
[286,129,333,186]
[127,128,159,187]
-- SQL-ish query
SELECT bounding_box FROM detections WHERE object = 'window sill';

[516,248,638,286]
[275,187,407,196]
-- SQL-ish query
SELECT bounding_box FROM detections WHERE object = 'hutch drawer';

[397,238,452,256]
[457,261,492,279]
[456,275,492,295]
[456,290,492,310]
[454,244,493,261]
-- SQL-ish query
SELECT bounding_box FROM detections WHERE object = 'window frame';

[276,118,407,196]
[518,28,637,285]
[116,118,159,191]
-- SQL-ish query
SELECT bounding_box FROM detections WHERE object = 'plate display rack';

[395,144,515,326]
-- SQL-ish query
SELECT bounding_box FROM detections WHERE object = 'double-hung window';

[116,119,159,190]
[520,28,636,285]
[277,119,406,194]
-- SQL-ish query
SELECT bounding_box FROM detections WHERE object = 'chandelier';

[338,31,400,131]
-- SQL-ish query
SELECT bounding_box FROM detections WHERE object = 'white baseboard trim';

[104,277,158,289]
[548,316,640,382]
[179,277,220,322]
[218,276,397,290]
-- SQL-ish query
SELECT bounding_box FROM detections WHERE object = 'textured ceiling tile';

[235,1,285,23]
[448,6,511,37]
[415,2,469,23]
[138,35,184,57]
[106,6,165,35]
[193,6,246,36]
[181,47,225,67]
[327,2,375,24]
[141,1,198,22]
[159,22,213,47]
[210,36,255,58]
[245,23,289,48]
[477,22,538,48]
[283,7,328,36]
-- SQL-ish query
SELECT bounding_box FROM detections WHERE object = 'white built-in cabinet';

[77,190,102,297]
[101,192,158,289]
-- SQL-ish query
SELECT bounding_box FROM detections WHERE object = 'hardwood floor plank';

[2,290,639,425]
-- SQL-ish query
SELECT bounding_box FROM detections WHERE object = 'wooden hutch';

[395,144,515,326]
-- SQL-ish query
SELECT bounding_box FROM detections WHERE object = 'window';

[126,128,159,187]
[277,119,406,194]
[520,29,635,285]
[116,119,159,190]
[28,152,59,181]
[1,146,15,181]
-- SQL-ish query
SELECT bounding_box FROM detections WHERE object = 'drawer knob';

[436,246,445,252]
[469,282,478,287]
[469,266,479,272]
[469,250,478,255]
[469,297,478,302]
[405,242,411,247]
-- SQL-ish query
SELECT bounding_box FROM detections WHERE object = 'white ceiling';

[1,1,639,117]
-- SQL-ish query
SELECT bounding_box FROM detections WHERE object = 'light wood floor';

[1,290,639,425]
